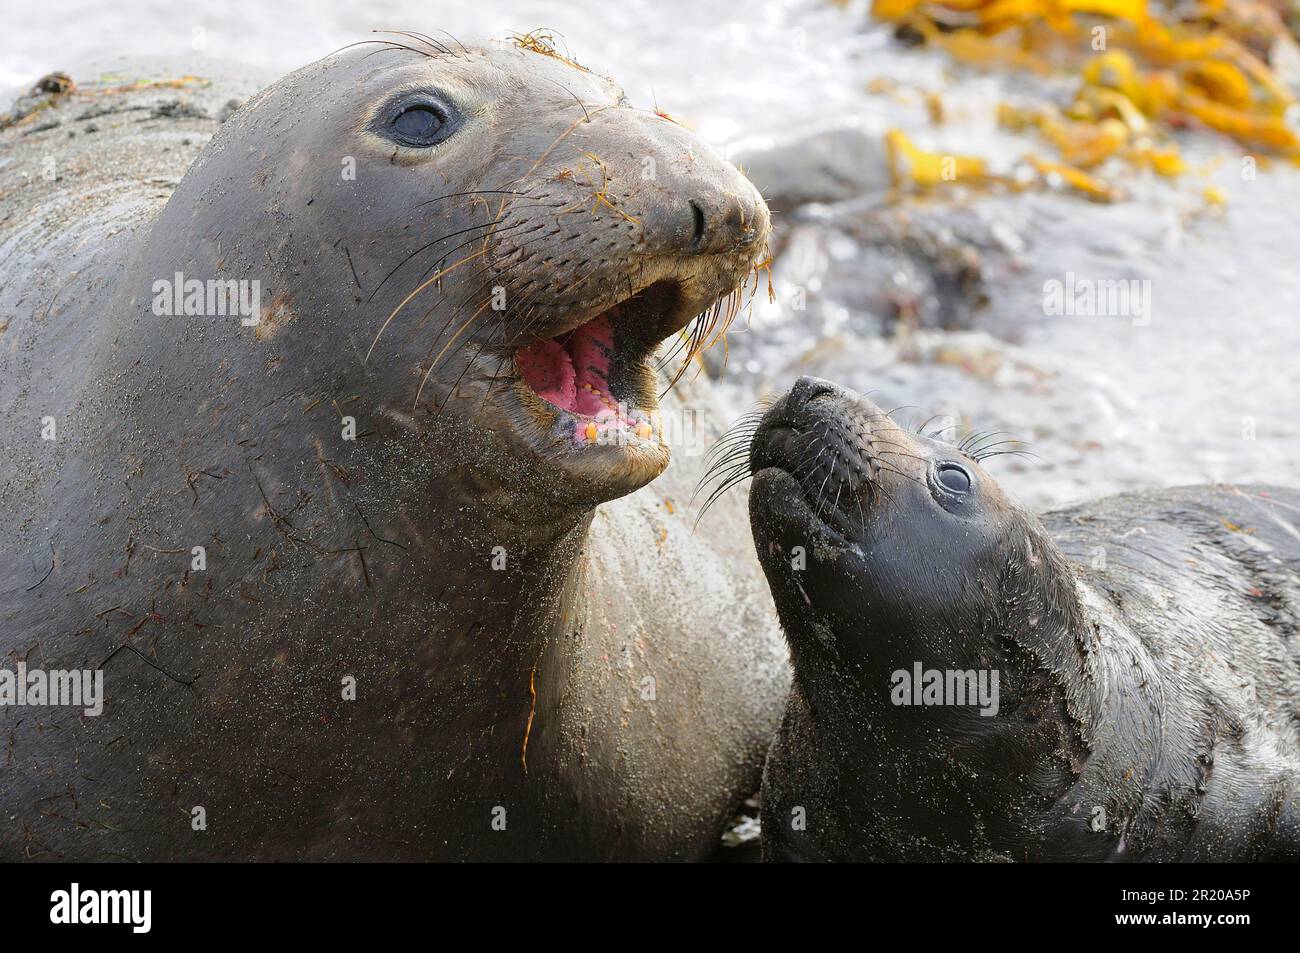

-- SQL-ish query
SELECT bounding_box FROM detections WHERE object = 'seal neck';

[784,540,1106,819]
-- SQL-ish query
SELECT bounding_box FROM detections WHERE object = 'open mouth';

[515,281,684,447]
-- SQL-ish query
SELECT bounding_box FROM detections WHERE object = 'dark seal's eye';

[936,463,972,494]
[378,96,460,148]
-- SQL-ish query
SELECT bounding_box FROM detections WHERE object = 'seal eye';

[374,91,461,149]
[936,463,972,494]
[392,105,447,146]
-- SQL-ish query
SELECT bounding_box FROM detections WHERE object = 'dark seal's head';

[120,33,771,531]
[746,377,1097,859]
[749,376,1079,680]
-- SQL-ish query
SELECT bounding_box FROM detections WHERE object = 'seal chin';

[750,464,857,548]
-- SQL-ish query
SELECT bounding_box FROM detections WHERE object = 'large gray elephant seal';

[739,376,1300,862]
[0,35,788,861]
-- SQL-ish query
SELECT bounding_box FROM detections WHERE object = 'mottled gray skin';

[749,377,1300,862]
[0,43,788,861]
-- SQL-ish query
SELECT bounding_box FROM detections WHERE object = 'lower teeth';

[577,413,653,444]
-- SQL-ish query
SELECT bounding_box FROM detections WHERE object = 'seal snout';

[746,376,930,540]
[754,376,867,450]
[787,374,840,409]
[681,185,770,256]
[460,69,773,495]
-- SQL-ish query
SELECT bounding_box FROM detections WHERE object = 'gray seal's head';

[119,33,771,524]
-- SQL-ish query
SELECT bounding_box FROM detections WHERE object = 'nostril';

[688,200,706,252]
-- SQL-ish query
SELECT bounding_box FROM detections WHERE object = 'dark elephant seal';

[742,376,1300,862]
[0,36,788,861]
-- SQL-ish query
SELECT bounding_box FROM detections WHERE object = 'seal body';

[0,42,788,861]
[746,376,1300,862]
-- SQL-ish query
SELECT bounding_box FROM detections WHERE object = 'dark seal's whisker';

[692,403,772,526]
[385,225,566,383]
[973,448,1041,463]
[369,247,489,361]
[957,429,1015,454]
[437,249,609,411]
[423,28,472,57]
[375,193,561,309]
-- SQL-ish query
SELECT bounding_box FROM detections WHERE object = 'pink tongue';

[517,339,576,411]
[570,318,614,416]
[518,315,618,417]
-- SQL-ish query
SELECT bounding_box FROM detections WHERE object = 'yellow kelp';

[885,129,991,188]
[873,0,1300,161]
[1026,154,1126,200]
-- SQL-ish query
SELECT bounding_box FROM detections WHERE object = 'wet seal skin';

[0,35,790,860]
[744,376,1300,861]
